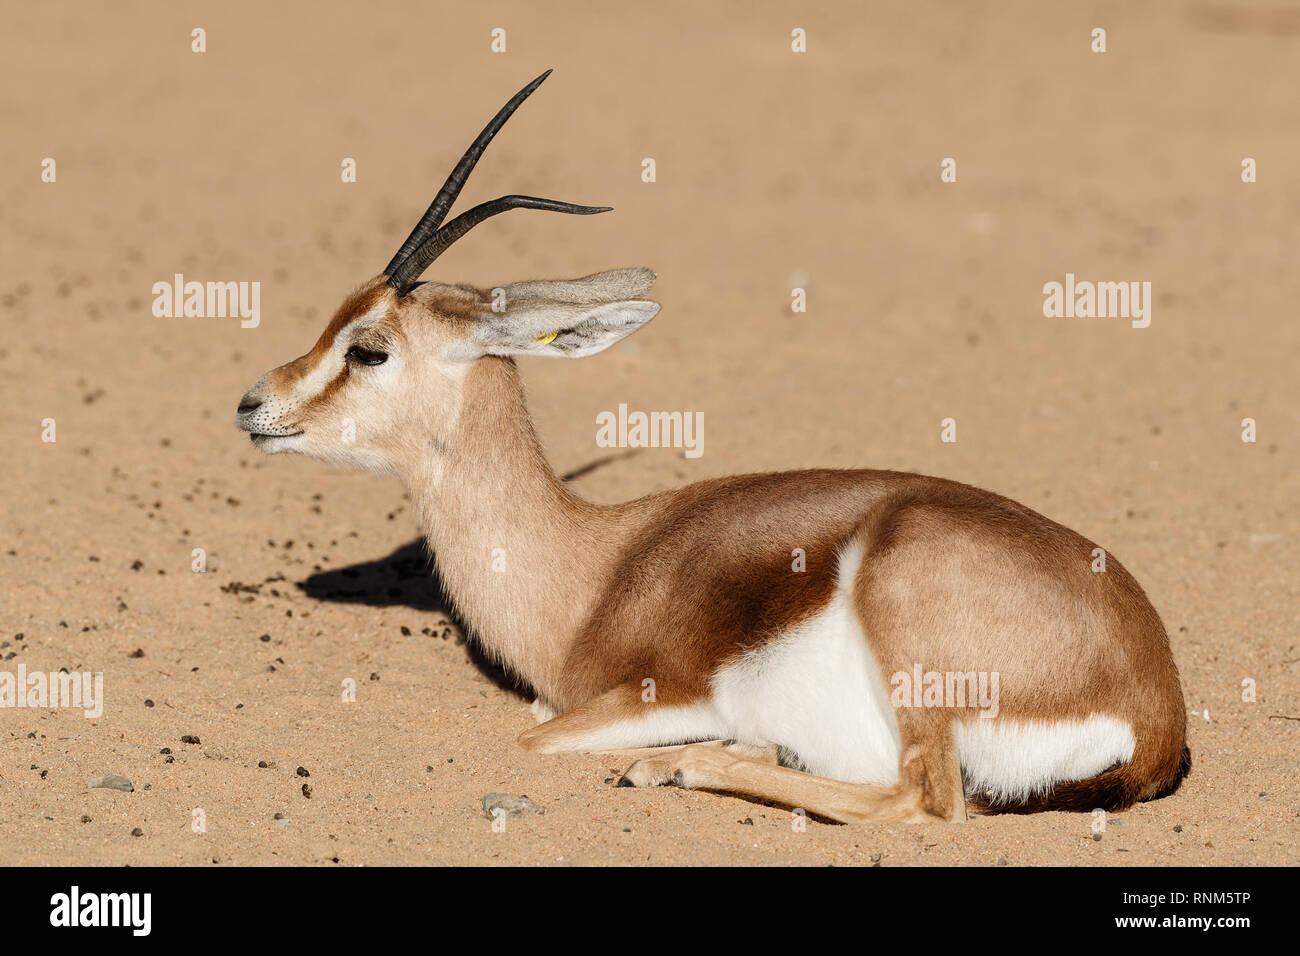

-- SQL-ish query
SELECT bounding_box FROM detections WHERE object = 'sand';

[1,1,1296,866]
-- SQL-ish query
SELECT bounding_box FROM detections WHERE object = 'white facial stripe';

[295,303,390,397]
[238,303,394,438]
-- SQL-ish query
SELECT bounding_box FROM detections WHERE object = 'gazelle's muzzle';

[235,380,304,444]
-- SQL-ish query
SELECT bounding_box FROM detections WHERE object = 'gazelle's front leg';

[618,720,968,825]
[517,682,726,754]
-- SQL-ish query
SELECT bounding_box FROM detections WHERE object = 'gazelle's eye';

[346,345,388,366]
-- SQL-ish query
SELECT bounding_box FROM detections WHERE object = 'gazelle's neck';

[406,357,623,702]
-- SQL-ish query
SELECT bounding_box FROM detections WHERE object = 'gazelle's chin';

[248,432,305,454]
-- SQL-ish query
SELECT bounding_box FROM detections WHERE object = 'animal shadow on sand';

[297,539,523,699]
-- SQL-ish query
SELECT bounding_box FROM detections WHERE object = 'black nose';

[237,398,262,414]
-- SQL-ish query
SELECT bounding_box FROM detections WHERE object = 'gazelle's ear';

[474,300,660,358]
[471,268,660,358]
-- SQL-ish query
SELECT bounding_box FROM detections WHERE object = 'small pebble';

[130,827,143,837]
[481,793,544,820]
[87,774,134,793]
[181,734,200,744]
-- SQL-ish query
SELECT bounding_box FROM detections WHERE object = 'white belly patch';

[710,540,903,784]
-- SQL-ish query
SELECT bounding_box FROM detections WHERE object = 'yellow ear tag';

[535,331,559,345]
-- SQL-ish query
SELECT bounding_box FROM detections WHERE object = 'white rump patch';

[956,714,1136,804]
[710,539,902,785]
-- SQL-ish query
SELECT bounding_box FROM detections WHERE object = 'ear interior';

[472,267,661,359]
[477,299,660,358]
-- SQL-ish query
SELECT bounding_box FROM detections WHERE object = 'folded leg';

[618,715,967,824]
[517,681,727,754]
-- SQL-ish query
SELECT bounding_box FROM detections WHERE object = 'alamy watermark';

[49,886,150,936]
[152,273,260,328]
[1042,273,1151,328]
[596,403,704,458]
[891,665,999,717]
[0,665,104,718]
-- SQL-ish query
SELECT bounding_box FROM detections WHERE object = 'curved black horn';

[383,69,553,290]
[389,196,611,291]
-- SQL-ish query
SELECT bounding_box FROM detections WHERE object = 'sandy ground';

[1,1,1297,866]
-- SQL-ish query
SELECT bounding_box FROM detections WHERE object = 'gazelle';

[236,71,1190,823]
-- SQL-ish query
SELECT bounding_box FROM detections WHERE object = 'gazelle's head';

[235,70,659,475]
